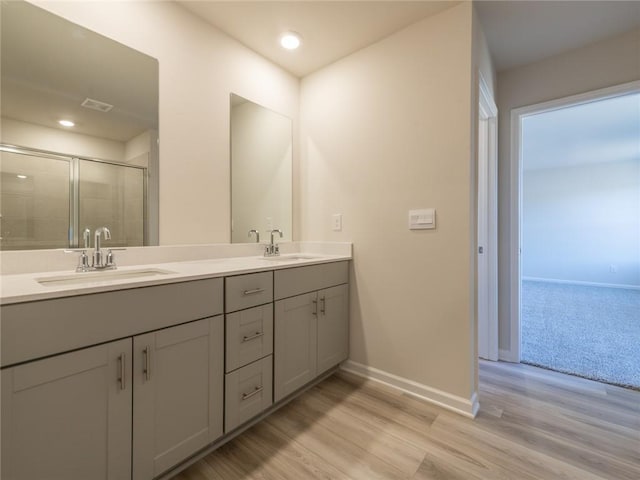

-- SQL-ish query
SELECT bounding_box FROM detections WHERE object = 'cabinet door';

[133,316,224,480]
[1,339,132,480]
[274,293,317,402]
[317,284,349,374]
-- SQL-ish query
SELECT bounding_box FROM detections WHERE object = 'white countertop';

[0,252,351,305]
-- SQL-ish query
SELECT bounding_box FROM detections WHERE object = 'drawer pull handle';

[242,331,264,343]
[118,353,126,391]
[243,288,264,296]
[143,346,151,381]
[241,385,264,401]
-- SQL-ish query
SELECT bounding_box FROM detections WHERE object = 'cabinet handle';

[243,288,264,296]
[118,353,126,390]
[143,346,151,381]
[320,296,326,315]
[241,385,264,401]
[312,298,318,316]
[242,331,264,343]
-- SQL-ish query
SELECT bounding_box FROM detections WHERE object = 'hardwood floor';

[173,361,640,480]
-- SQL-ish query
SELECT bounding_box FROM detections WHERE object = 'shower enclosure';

[0,145,146,250]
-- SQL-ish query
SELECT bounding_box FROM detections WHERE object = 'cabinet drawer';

[224,356,273,433]
[226,305,273,373]
[225,272,273,313]
[274,261,349,300]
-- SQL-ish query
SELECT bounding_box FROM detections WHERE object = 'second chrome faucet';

[71,226,119,272]
[265,229,283,257]
[248,228,283,256]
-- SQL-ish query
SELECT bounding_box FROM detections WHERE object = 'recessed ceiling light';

[16,174,27,179]
[280,32,301,50]
[59,119,75,127]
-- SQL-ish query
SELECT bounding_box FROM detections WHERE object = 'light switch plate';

[409,208,435,230]
[332,214,342,231]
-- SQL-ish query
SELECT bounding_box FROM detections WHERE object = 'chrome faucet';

[66,227,121,271]
[93,227,114,269]
[265,229,283,257]
[248,229,260,243]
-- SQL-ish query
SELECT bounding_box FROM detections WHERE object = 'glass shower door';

[0,150,71,250]
[78,160,145,247]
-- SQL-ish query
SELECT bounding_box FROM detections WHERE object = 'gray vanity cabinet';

[0,261,350,479]
[273,262,349,402]
[1,338,133,480]
[132,316,224,480]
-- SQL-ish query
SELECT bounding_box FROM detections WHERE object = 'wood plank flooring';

[173,361,640,480]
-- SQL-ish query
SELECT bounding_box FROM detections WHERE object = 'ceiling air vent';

[81,97,113,112]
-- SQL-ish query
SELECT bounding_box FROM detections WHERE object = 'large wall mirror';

[0,1,159,250]
[230,94,292,243]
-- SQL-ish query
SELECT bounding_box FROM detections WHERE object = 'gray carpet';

[521,280,640,389]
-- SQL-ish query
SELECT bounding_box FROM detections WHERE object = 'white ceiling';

[178,1,640,77]
[178,1,456,77]
[475,1,640,72]
[522,92,640,171]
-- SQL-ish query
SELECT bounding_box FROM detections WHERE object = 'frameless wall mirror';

[230,94,292,243]
[0,1,159,250]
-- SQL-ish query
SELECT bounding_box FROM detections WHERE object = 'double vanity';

[0,245,351,480]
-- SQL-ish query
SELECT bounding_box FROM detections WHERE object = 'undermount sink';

[262,255,319,262]
[36,268,176,287]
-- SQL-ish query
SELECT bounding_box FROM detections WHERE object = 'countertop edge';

[0,255,352,305]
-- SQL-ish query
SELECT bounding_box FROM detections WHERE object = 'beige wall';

[473,8,496,101]
[1,117,126,162]
[125,130,153,168]
[497,28,640,353]
[300,3,478,400]
[31,0,299,245]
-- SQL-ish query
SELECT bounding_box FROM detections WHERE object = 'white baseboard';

[499,349,519,363]
[340,360,479,418]
[522,276,640,291]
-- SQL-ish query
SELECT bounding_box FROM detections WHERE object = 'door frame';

[477,73,499,361]
[508,80,640,361]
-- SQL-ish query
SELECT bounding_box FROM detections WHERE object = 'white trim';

[340,360,480,418]
[522,276,640,291]
[477,72,499,362]
[478,75,498,117]
[513,80,640,118]
[499,349,519,363]
[509,108,522,363]
[510,80,640,363]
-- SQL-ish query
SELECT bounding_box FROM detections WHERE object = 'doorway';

[510,81,640,388]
